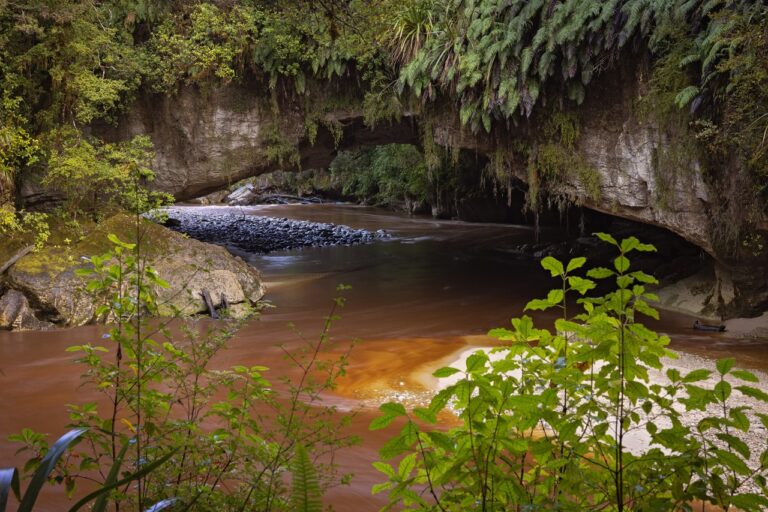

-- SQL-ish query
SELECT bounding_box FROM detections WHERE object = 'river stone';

[654,269,722,321]
[7,213,265,326]
[225,184,257,205]
[0,290,53,330]
[154,269,246,317]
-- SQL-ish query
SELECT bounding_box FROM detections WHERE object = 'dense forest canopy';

[0,0,766,244]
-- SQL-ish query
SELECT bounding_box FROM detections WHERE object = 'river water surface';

[2,204,768,510]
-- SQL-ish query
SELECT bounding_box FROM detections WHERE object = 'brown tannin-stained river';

[2,204,768,511]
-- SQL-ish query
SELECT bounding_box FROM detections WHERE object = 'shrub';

[6,230,357,511]
[372,234,768,511]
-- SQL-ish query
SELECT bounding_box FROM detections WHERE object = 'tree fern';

[406,0,737,124]
[289,444,322,512]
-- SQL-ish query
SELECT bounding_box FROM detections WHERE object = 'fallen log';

[0,245,34,275]
[693,320,726,332]
[200,289,219,319]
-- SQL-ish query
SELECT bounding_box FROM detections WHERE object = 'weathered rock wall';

[94,70,766,317]
[95,84,419,199]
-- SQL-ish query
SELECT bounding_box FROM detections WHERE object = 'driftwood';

[0,245,34,275]
[220,293,229,310]
[693,320,726,332]
[200,289,219,319]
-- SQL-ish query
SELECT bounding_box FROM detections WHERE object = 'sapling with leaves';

[371,233,768,511]
[8,233,359,511]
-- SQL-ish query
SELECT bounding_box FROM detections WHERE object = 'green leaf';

[547,289,564,304]
[466,352,488,372]
[716,358,735,375]
[594,232,618,246]
[633,299,659,320]
[371,482,391,495]
[566,257,586,273]
[731,370,759,382]
[620,237,640,253]
[613,255,630,273]
[541,256,564,277]
[380,402,407,417]
[433,367,460,378]
[631,271,658,284]
[731,494,768,511]
[372,462,395,479]
[488,327,516,340]
[412,407,437,424]
[714,380,732,401]
[398,453,417,478]
[587,267,613,279]
[634,242,655,252]
[525,299,552,311]
[616,275,633,289]
[426,431,453,451]
[370,414,399,431]
[682,369,711,383]
[674,85,700,108]
[736,385,768,403]
[505,438,528,454]
[715,433,750,458]
[567,276,595,295]
[106,233,135,250]
[380,423,417,459]
[714,448,751,475]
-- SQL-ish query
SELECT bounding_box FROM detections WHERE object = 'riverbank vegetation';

[372,235,768,510]
[1,0,766,248]
[3,227,357,511]
[4,231,768,510]
[2,1,768,509]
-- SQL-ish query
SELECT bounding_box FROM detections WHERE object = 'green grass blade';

[68,449,177,512]
[0,468,21,512]
[18,428,87,512]
[91,439,131,512]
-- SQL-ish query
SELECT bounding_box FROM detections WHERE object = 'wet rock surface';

[160,207,389,253]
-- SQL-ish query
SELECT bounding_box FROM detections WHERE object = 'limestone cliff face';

[96,72,766,317]
[97,84,419,200]
[431,63,715,255]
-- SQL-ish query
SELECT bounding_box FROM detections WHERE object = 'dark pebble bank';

[156,208,389,253]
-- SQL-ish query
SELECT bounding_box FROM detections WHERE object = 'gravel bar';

[157,207,389,253]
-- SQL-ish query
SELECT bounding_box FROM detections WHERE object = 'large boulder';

[0,289,52,330]
[6,214,265,326]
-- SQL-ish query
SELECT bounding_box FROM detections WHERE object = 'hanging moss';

[524,109,601,213]
[264,125,301,169]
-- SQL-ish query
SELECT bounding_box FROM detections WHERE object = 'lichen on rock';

[3,213,265,328]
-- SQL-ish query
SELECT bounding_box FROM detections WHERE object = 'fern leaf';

[290,444,322,512]
[674,85,700,109]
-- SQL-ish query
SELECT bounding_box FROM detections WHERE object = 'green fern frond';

[290,444,322,512]
[674,85,700,109]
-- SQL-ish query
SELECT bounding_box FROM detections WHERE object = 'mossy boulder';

[5,213,265,327]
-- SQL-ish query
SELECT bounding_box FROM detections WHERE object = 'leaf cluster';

[371,233,768,511]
